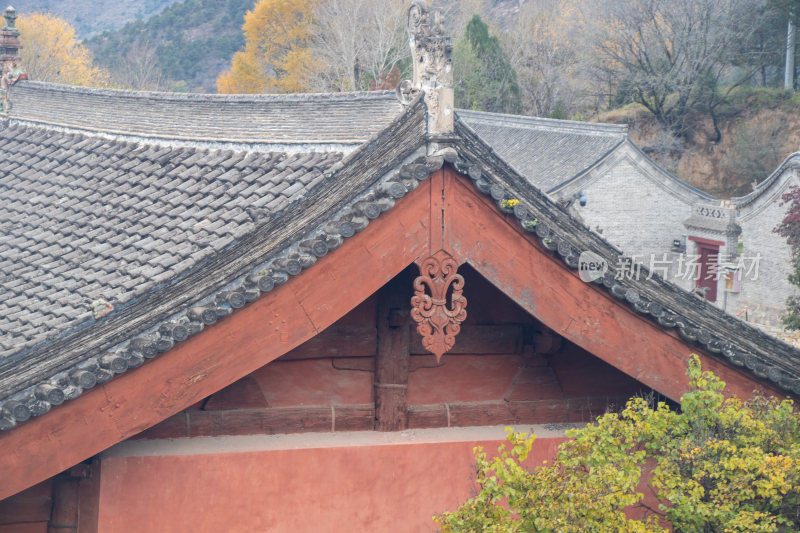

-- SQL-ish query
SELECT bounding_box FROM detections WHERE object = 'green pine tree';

[453,15,521,114]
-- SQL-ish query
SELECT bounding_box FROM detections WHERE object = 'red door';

[696,243,719,302]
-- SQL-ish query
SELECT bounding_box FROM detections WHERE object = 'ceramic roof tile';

[11,82,403,145]
[0,122,345,360]
[456,110,628,193]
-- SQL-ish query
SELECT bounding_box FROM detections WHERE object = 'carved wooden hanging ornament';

[410,251,467,361]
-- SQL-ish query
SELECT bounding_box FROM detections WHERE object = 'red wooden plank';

[409,324,523,355]
[186,405,375,438]
[278,325,377,360]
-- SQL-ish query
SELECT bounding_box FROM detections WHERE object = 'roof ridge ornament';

[411,250,467,362]
[0,5,26,114]
[399,0,454,142]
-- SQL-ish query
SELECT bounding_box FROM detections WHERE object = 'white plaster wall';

[736,171,800,326]
[569,154,696,293]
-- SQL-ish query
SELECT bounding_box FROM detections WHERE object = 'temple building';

[0,3,798,531]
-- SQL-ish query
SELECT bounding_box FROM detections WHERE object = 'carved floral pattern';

[410,251,467,361]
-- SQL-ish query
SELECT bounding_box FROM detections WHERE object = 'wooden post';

[374,277,411,431]
[48,465,90,533]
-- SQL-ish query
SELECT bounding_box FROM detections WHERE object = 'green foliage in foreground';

[436,356,800,532]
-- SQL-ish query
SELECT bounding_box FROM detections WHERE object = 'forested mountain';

[86,0,253,92]
[12,0,181,36]
[83,0,521,93]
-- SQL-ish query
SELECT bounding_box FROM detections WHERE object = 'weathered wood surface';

[133,405,375,439]
[409,324,523,355]
[406,395,633,429]
[278,325,377,360]
[190,405,375,437]
[278,321,526,359]
[374,277,411,431]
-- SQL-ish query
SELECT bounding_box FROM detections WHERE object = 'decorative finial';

[400,0,454,139]
[410,250,467,362]
[0,4,25,113]
[3,6,16,29]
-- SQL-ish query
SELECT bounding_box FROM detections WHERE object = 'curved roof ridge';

[455,108,628,136]
[623,139,716,200]
[13,80,397,103]
[731,152,800,208]
[8,81,404,145]
[8,118,367,153]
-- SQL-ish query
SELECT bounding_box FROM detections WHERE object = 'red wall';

[93,268,642,531]
[97,434,566,533]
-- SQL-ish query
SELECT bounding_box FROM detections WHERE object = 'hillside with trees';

[86,0,254,92]
[11,0,181,36]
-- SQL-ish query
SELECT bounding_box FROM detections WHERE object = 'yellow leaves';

[500,199,519,209]
[217,0,316,94]
[439,358,800,532]
[17,12,111,87]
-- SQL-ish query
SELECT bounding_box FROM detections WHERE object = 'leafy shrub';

[437,356,800,532]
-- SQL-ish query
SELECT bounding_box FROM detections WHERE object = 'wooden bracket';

[411,250,467,362]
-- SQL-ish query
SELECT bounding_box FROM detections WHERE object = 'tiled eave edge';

[0,97,431,431]
[453,117,800,396]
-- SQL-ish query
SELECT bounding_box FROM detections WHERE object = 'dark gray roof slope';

[456,109,627,193]
[10,81,403,146]
[0,95,428,431]
[0,122,342,359]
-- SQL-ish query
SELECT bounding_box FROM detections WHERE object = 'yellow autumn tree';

[217,0,316,94]
[17,12,111,87]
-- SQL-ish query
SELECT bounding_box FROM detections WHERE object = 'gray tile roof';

[0,122,343,359]
[10,81,403,146]
[456,109,627,193]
